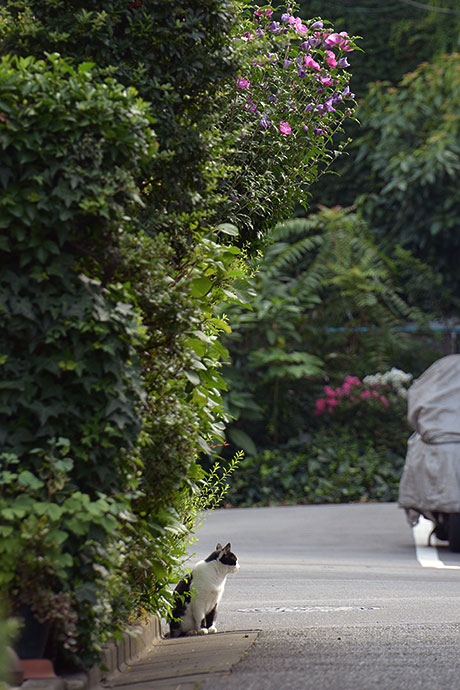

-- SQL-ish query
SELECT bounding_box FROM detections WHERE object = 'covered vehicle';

[398,354,460,551]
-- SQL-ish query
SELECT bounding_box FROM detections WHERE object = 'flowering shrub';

[314,368,413,416]
[218,2,359,247]
[313,367,413,463]
[362,368,413,399]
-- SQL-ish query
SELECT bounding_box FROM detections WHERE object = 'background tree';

[301,0,459,98]
[354,53,460,296]
[219,207,427,455]
[304,0,460,214]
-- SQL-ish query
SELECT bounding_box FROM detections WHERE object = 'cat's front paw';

[198,628,209,635]
[207,625,217,634]
[185,630,198,636]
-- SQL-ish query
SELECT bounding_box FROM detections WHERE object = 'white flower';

[363,368,413,398]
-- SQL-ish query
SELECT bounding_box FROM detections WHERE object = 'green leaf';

[34,503,64,520]
[17,471,44,490]
[217,223,239,237]
[190,277,213,298]
[78,62,96,73]
[228,428,257,456]
[185,370,201,385]
[46,528,69,545]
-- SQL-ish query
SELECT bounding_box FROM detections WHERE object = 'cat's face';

[206,542,240,571]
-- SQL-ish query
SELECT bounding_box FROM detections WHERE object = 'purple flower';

[300,41,309,51]
[338,57,350,68]
[297,67,307,78]
[236,77,250,90]
[343,85,355,99]
[323,98,336,112]
[281,12,291,23]
[313,126,325,136]
[256,27,264,37]
[268,21,281,34]
[259,115,272,130]
[305,103,315,112]
[284,59,293,68]
[247,97,258,113]
[311,20,323,29]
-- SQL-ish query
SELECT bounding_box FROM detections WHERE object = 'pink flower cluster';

[234,8,356,139]
[314,376,390,416]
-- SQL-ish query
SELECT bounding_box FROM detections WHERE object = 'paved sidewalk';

[100,631,258,690]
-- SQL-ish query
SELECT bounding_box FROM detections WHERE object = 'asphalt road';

[188,502,460,690]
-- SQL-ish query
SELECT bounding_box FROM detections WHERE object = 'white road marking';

[413,516,460,569]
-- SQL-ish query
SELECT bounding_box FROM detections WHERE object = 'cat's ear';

[215,543,222,551]
[223,543,231,553]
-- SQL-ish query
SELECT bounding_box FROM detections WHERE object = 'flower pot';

[14,605,50,659]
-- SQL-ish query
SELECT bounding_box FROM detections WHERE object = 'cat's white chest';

[191,561,226,607]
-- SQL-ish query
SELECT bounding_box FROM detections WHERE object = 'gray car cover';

[398,354,460,525]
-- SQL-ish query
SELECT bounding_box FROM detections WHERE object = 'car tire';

[448,513,460,552]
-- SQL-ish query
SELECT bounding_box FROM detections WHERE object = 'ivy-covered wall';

[0,54,156,665]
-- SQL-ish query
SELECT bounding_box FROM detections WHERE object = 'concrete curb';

[101,630,260,689]
[9,615,162,690]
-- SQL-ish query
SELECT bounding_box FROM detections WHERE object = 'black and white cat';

[169,542,240,638]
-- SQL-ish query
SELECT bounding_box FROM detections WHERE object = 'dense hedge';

[0,54,155,665]
[0,0,362,669]
[0,0,239,252]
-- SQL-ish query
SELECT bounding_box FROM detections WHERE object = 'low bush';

[225,365,412,507]
[226,426,406,507]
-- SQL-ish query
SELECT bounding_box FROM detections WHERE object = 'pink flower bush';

[314,373,406,416]
[325,50,338,69]
[324,31,353,51]
[232,4,358,144]
[224,3,359,229]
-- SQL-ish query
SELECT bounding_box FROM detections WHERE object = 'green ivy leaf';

[17,471,44,490]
